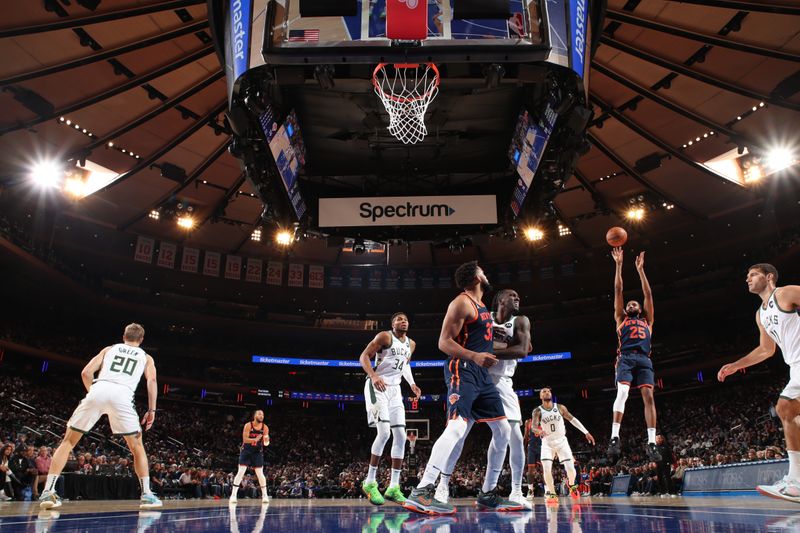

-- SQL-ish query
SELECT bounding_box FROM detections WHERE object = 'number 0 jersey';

[760,289,800,366]
[617,316,652,357]
[373,332,412,386]
[536,403,566,441]
[96,343,147,393]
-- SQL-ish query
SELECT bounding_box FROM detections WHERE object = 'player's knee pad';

[613,383,631,413]
[390,426,406,459]
[371,422,391,456]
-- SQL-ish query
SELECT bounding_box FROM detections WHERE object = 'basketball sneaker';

[645,443,662,462]
[403,484,455,515]
[139,493,163,509]
[434,482,449,504]
[38,489,62,509]
[362,481,385,505]
[476,488,525,511]
[508,488,532,510]
[757,476,800,504]
[384,485,406,504]
[607,437,621,461]
[545,492,559,505]
[569,485,580,499]
[361,512,385,533]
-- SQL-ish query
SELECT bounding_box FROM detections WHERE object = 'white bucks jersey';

[760,290,800,366]
[373,333,412,386]
[96,343,147,393]
[538,403,566,441]
[489,313,518,377]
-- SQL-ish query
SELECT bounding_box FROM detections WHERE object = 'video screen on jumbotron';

[259,106,307,219]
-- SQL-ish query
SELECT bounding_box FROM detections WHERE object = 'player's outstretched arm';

[559,404,595,445]
[141,354,158,431]
[718,311,776,382]
[494,315,532,360]
[636,251,654,326]
[80,347,110,392]
[403,339,421,399]
[438,297,497,368]
[612,247,625,326]
[359,331,392,392]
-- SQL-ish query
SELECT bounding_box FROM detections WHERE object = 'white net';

[373,63,440,145]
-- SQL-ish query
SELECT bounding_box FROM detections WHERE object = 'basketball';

[606,227,628,247]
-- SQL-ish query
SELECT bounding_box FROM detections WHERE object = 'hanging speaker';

[453,0,511,19]
[299,0,357,17]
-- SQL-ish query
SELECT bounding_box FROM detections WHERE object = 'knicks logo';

[449,393,460,405]
[399,0,420,8]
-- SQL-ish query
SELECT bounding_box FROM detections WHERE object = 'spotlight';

[63,177,86,199]
[558,224,571,237]
[65,119,71,125]
[523,227,544,242]
[626,208,645,221]
[275,229,293,246]
[148,209,160,220]
[765,148,795,172]
[29,161,63,189]
[251,228,262,242]
[177,215,195,230]
[108,142,114,147]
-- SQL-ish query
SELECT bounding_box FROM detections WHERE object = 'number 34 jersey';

[96,343,147,393]
[373,333,412,386]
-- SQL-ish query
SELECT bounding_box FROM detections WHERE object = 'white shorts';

[781,364,800,400]
[68,381,141,436]
[490,375,522,423]
[541,436,573,463]
[364,380,405,428]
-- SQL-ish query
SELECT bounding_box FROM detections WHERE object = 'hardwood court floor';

[0,496,798,532]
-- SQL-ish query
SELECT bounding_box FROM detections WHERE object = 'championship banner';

[327,266,344,288]
[367,269,383,290]
[420,270,434,289]
[203,251,221,277]
[319,195,497,227]
[181,247,200,273]
[347,268,363,289]
[245,258,263,283]
[288,263,304,287]
[308,265,324,289]
[385,269,400,290]
[133,236,154,264]
[402,269,417,290]
[437,268,452,289]
[157,241,176,269]
[225,255,242,280]
[266,261,283,286]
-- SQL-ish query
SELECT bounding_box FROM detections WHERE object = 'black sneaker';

[606,437,621,460]
[476,488,524,512]
[646,443,662,462]
[402,485,456,516]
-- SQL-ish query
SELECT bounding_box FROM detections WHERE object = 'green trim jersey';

[489,313,518,377]
[760,289,800,366]
[96,343,147,393]
[537,403,566,441]
[373,332,412,386]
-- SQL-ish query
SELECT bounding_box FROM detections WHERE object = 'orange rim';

[372,63,440,104]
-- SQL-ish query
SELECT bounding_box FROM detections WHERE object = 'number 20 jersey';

[617,316,652,357]
[373,333,412,386]
[96,343,147,393]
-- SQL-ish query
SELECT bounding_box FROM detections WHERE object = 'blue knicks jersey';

[453,293,493,362]
[617,316,652,356]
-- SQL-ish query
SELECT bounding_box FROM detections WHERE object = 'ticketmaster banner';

[251,352,570,367]
[683,459,787,493]
[318,195,497,227]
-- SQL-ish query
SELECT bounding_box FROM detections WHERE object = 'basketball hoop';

[408,431,418,453]
[372,63,440,145]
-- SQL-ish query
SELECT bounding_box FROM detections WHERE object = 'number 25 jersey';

[617,317,652,357]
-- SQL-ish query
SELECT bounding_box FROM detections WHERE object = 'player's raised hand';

[635,251,645,271]
[474,352,498,368]
[371,374,387,392]
[611,247,623,264]
[585,433,596,445]
[141,410,155,431]
[411,384,421,400]
[717,363,736,382]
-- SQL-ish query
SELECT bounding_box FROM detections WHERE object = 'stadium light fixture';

[275,229,293,246]
[29,161,63,189]
[177,216,195,230]
[523,227,544,242]
[765,147,795,172]
[251,228,262,242]
[626,208,645,221]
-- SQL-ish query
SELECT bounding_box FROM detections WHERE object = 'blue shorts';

[238,446,264,467]
[443,359,505,422]
[527,436,541,465]
[615,353,655,388]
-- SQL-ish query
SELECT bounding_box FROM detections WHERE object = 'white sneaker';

[509,489,532,510]
[757,477,800,504]
[434,483,449,504]
[229,493,238,504]
[0,491,11,501]
[262,493,270,503]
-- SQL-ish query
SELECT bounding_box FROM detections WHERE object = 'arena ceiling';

[0,0,798,265]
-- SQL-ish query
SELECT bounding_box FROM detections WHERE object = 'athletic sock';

[611,423,621,440]
[45,474,59,493]
[140,476,152,496]
[366,465,378,484]
[437,473,451,491]
[390,469,401,487]
[647,428,656,444]
[788,451,800,482]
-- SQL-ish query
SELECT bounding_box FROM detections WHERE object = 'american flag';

[288,29,320,42]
